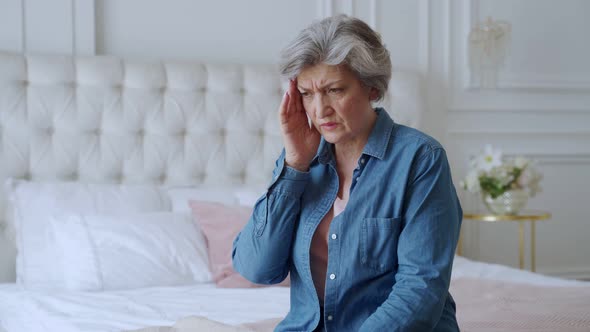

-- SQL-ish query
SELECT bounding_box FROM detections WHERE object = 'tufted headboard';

[0,51,424,282]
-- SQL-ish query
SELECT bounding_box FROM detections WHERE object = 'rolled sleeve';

[232,149,310,285]
[267,150,311,198]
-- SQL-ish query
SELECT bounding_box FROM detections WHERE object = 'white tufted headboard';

[0,51,424,282]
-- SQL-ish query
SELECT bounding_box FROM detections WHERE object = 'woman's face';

[297,63,377,146]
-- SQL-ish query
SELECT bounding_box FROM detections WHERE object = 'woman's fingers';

[280,90,289,113]
[292,79,304,114]
[288,80,298,113]
[279,90,290,125]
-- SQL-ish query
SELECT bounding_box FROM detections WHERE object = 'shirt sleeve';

[232,149,311,284]
[359,147,463,331]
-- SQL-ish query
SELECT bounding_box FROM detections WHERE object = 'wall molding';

[462,0,590,93]
[418,0,430,75]
[319,0,354,18]
[447,131,590,137]
[507,153,590,165]
[19,0,26,52]
[15,0,95,55]
[73,0,96,55]
[449,108,590,114]
[369,0,378,30]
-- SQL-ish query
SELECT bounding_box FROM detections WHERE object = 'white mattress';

[0,257,586,332]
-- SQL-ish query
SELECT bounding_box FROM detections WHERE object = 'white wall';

[0,0,589,279]
[442,0,590,280]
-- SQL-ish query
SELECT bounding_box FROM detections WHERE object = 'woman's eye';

[300,91,311,98]
[328,88,343,94]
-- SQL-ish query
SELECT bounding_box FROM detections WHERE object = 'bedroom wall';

[0,0,588,280]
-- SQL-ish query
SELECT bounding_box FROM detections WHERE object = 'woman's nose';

[314,95,332,118]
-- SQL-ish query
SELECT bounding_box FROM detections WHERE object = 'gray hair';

[279,14,392,102]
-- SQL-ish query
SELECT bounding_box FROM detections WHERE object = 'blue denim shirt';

[233,108,462,332]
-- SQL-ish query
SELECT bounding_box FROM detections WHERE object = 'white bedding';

[452,256,588,287]
[0,256,586,332]
[0,282,289,332]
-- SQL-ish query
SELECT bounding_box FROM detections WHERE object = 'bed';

[0,51,588,332]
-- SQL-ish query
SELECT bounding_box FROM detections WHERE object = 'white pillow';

[166,185,266,212]
[166,186,238,213]
[5,179,171,290]
[50,212,210,291]
[234,188,265,207]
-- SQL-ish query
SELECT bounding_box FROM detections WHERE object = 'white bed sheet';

[452,256,588,287]
[0,283,290,332]
[0,256,586,332]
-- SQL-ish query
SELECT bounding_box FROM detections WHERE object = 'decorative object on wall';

[468,16,511,89]
[460,145,543,215]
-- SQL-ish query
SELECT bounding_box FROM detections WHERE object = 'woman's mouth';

[320,122,338,130]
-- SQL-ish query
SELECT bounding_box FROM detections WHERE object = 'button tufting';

[113,173,124,183]
[239,171,247,180]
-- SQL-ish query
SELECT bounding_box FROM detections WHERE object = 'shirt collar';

[362,107,394,160]
[315,107,395,165]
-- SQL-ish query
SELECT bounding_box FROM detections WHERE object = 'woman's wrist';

[284,159,310,172]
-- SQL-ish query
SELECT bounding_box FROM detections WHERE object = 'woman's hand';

[279,79,321,171]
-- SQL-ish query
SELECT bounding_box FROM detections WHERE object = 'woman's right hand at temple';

[279,79,321,172]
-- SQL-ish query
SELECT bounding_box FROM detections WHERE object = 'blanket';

[127,277,590,332]
[125,316,281,332]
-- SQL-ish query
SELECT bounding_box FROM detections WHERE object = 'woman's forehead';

[298,64,354,86]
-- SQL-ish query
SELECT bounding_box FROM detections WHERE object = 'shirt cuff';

[268,159,310,197]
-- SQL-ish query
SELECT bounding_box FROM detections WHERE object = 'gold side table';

[457,211,551,272]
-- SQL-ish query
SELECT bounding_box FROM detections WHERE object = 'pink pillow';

[188,200,290,288]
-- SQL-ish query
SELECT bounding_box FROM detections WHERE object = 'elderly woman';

[232,15,462,332]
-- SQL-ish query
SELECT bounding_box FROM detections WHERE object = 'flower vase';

[482,189,528,215]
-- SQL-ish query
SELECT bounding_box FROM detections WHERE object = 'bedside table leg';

[531,220,536,272]
[519,222,525,270]
[457,228,463,256]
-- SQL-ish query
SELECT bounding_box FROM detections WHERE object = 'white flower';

[514,156,529,169]
[461,145,543,201]
[525,168,543,197]
[476,144,503,172]
[517,168,530,188]
[461,170,481,193]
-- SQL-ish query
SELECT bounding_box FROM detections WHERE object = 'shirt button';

[361,158,366,164]
[327,315,333,321]
[331,234,337,240]
[329,273,336,280]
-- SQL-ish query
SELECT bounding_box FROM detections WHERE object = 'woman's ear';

[369,87,379,101]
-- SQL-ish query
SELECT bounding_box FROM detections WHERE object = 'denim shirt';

[232,108,462,332]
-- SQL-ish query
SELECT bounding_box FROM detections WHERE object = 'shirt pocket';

[360,217,402,274]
